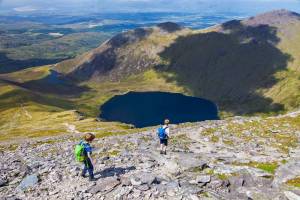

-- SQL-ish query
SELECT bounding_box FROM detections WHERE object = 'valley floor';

[1,111,300,200]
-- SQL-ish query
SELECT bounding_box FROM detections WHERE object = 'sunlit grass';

[286,177,300,188]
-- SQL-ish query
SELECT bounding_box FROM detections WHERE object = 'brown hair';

[84,133,95,142]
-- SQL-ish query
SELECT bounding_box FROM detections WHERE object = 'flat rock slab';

[284,191,300,200]
[135,172,157,185]
[176,155,209,170]
[131,177,142,186]
[273,160,300,187]
[17,174,39,191]
[88,177,120,194]
[196,175,211,183]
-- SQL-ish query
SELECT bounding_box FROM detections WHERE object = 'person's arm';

[165,127,170,138]
[87,152,94,165]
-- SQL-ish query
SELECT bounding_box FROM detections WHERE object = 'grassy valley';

[0,66,182,141]
[0,16,112,73]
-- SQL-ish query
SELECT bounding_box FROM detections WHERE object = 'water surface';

[100,91,219,128]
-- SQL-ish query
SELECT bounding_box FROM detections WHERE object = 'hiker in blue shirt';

[80,133,96,181]
[158,119,170,155]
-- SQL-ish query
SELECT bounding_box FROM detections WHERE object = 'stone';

[138,172,157,185]
[189,194,200,200]
[88,177,120,194]
[240,172,256,187]
[273,160,300,187]
[176,156,209,170]
[139,162,155,169]
[17,174,39,191]
[0,178,8,187]
[189,180,197,185]
[166,181,179,189]
[228,176,245,192]
[132,189,142,198]
[180,181,202,195]
[167,189,176,197]
[137,184,150,191]
[163,160,181,175]
[121,176,132,186]
[130,177,142,186]
[49,172,62,183]
[284,191,300,200]
[196,175,211,183]
[210,180,223,189]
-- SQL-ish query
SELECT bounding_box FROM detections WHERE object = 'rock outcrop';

[1,111,300,199]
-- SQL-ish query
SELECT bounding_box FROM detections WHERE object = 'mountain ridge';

[55,22,188,82]
[54,9,300,115]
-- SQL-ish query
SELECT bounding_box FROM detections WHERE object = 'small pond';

[99,91,219,128]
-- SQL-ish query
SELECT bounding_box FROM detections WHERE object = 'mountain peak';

[107,27,151,48]
[244,9,300,26]
[268,9,300,16]
[156,22,183,33]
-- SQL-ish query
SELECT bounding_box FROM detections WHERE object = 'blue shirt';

[80,140,92,155]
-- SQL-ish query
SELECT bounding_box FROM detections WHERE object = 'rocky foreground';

[1,111,300,200]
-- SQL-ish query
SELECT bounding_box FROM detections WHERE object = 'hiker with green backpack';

[75,133,96,181]
[157,119,170,155]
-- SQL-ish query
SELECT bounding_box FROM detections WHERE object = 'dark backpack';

[157,126,167,139]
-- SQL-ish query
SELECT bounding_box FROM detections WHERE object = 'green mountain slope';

[56,10,300,116]
[1,10,300,140]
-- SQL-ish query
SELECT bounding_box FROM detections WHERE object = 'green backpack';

[75,143,85,162]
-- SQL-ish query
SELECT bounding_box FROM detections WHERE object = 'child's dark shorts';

[160,138,168,146]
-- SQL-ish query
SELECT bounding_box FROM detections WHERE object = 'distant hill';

[0,17,112,74]
[55,22,188,81]
[55,9,300,116]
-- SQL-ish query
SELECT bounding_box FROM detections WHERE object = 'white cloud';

[13,6,38,12]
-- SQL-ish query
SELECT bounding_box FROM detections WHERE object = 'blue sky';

[0,0,300,14]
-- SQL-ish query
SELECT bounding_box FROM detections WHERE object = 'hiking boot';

[89,177,97,181]
[160,150,163,154]
[164,151,167,155]
[81,173,86,178]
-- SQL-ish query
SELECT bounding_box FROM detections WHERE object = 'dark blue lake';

[99,91,219,128]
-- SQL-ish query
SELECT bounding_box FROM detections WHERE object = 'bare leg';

[163,145,167,154]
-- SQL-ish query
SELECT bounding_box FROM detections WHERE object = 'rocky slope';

[1,111,300,200]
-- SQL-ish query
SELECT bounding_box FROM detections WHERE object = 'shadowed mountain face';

[54,10,300,115]
[0,52,64,74]
[0,70,89,96]
[158,20,291,114]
